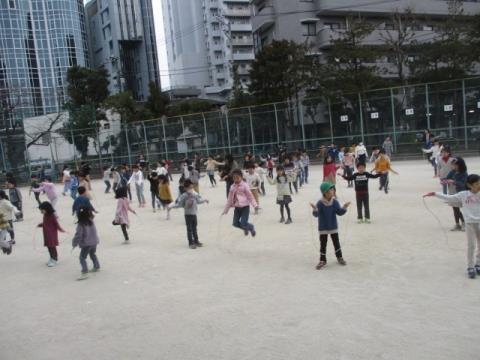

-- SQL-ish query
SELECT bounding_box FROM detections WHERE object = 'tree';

[66,66,109,107]
[24,112,66,148]
[228,64,252,108]
[103,91,137,123]
[324,16,384,95]
[144,82,169,119]
[167,99,218,117]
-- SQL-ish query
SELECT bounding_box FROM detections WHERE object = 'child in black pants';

[168,180,209,249]
[339,162,380,224]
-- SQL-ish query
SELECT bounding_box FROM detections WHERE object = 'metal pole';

[425,83,431,130]
[202,113,209,156]
[0,137,7,172]
[70,129,78,169]
[328,98,334,143]
[273,103,280,146]
[180,116,187,157]
[96,125,103,172]
[299,100,306,149]
[248,107,256,155]
[390,88,397,152]
[161,117,168,160]
[225,111,231,152]
[108,131,114,164]
[124,121,132,165]
[142,121,150,159]
[462,80,468,150]
[358,93,365,143]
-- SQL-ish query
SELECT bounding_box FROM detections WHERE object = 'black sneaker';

[468,268,476,279]
[196,242,203,247]
[189,244,197,249]
[475,265,480,275]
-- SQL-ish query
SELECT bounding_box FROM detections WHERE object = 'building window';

[324,22,340,30]
[302,22,316,36]
[8,0,15,9]
[385,23,394,30]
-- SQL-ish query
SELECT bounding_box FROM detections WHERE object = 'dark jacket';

[343,172,380,193]
[312,198,347,232]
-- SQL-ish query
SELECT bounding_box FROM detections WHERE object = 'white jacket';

[0,199,18,221]
[435,191,480,223]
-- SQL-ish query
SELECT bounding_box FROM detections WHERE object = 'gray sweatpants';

[465,223,480,269]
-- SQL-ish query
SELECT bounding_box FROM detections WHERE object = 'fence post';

[201,113,209,156]
[462,79,468,150]
[142,121,150,159]
[161,117,168,160]
[96,125,103,172]
[225,111,232,153]
[248,107,255,155]
[124,121,132,165]
[358,93,365,143]
[390,88,397,152]
[273,103,280,146]
[298,100,306,149]
[108,131,114,164]
[425,83,431,130]
[70,129,78,169]
[180,116,187,157]
[328,98,333,143]
[0,137,6,172]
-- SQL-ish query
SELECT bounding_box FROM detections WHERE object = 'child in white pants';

[424,174,480,279]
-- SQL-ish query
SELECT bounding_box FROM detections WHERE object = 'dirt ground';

[1,158,480,360]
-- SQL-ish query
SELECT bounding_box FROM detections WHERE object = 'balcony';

[252,4,275,33]
[231,38,254,46]
[230,23,252,32]
[223,8,250,17]
[233,52,255,61]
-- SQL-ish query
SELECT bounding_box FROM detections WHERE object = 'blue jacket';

[446,170,468,193]
[72,196,95,215]
[312,198,347,232]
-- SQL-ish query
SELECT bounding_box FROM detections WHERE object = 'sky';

[83,0,171,88]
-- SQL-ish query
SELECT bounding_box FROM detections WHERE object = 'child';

[424,174,480,279]
[147,171,160,212]
[111,167,120,192]
[103,166,112,193]
[245,164,261,214]
[444,157,468,231]
[128,164,146,207]
[437,146,455,194]
[72,206,100,280]
[310,182,350,270]
[0,190,19,244]
[342,151,355,187]
[78,173,92,200]
[323,155,339,184]
[168,179,209,249]
[284,157,298,194]
[369,146,381,163]
[158,175,174,219]
[32,177,59,209]
[112,187,136,244]
[62,165,71,196]
[30,174,42,206]
[422,139,442,177]
[301,150,310,184]
[355,142,368,165]
[382,136,394,158]
[339,163,380,223]
[255,163,268,196]
[293,154,305,187]
[223,169,259,236]
[187,165,201,194]
[38,201,66,267]
[267,166,292,224]
[70,171,79,200]
[372,149,399,194]
[72,186,97,216]
[204,155,224,187]
[0,214,12,255]
[6,181,22,221]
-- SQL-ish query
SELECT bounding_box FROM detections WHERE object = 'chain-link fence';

[2,77,480,183]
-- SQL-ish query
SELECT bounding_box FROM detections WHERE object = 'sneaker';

[250,228,256,237]
[47,259,57,267]
[337,258,347,266]
[166,213,171,220]
[468,268,476,279]
[450,224,462,232]
[123,240,130,245]
[315,260,327,270]
[77,273,88,281]
[365,219,371,224]
[153,208,156,213]
[189,244,197,249]
[89,268,100,273]
[244,229,249,236]
[357,219,364,224]
[196,242,203,247]
[285,218,292,224]
[475,265,480,275]
[384,188,389,194]
[461,224,465,232]
[280,217,285,223]
[379,186,383,191]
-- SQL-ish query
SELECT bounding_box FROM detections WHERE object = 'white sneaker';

[77,273,88,281]
[47,259,57,267]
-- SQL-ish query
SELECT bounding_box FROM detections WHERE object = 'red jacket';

[39,215,64,247]
[323,163,338,179]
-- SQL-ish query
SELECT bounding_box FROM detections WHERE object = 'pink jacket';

[115,198,134,225]
[224,181,258,213]
[32,182,57,201]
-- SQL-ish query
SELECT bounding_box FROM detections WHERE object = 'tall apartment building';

[252,0,480,72]
[163,0,254,99]
[85,0,160,101]
[0,0,90,127]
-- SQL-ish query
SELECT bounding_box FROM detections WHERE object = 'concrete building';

[0,0,90,127]
[251,0,480,70]
[162,0,254,100]
[85,0,160,101]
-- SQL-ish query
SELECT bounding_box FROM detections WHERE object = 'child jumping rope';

[372,149,399,194]
[424,174,480,279]
[310,182,350,270]
[267,166,293,224]
[112,187,136,244]
[223,169,258,237]
[38,202,66,267]
[158,175,174,219]
[72,206,100,280]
